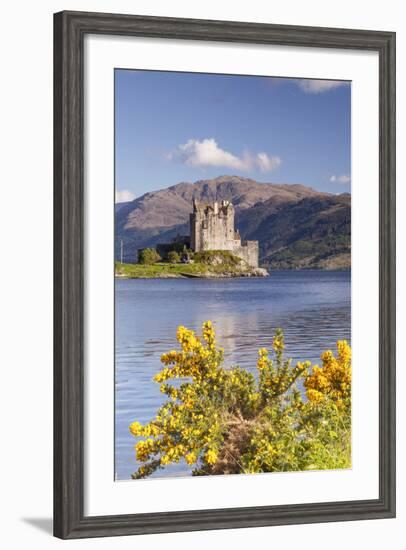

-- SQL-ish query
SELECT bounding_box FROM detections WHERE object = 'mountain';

[115,201,131,213]
[238,193,351,269]
[115,176,351,269]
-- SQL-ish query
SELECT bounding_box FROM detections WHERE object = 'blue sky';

[115,70,351,202]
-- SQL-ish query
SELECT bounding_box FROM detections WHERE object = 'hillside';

[115,176,351,270]
[115,201,131,213]
[238,193,351,269]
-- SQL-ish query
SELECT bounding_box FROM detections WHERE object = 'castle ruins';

[189,199,259,268]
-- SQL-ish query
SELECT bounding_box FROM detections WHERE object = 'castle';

[189,199,259,268]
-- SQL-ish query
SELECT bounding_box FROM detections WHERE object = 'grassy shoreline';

[115,261,268,279]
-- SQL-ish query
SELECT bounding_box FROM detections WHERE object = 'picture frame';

[54,10,396,539]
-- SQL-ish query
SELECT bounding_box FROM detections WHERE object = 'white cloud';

[330,174,351,184]
[115,189,135,203]
[297,80,348,94]
[256,151,281,172]
[167,138,281,173]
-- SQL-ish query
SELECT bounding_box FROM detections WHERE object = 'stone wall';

[233,241,259,269]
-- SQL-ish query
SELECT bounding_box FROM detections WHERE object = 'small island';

[115,250,268,279]
[116,199,268,279]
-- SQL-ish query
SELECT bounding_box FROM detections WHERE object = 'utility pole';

[120,239,123,264]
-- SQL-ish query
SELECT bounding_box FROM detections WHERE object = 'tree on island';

[168,250,181,264]
[138,248,161,265]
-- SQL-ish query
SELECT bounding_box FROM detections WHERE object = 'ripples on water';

[115,271,351,481]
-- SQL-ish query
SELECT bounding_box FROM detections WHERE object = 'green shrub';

[138,248,161,265]
[168,250,181,264]
[193,250,241,266]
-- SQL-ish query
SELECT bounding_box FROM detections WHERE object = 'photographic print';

[114,69,351,481]
[54,12,396,537]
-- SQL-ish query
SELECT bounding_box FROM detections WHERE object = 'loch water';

[115,271,351,480]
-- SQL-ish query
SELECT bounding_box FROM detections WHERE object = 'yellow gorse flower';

[304,340,351,407]
[204,449,218,465]
[272,335,285,353]
[129,322,352,479]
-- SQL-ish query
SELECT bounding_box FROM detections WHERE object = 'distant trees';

[138,248,161,265]
[168,250,181,264]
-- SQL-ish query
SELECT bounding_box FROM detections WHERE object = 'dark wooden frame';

[54,10,396,539]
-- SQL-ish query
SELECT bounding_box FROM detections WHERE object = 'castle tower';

[190,199,237,252]
[189,199,259,268]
